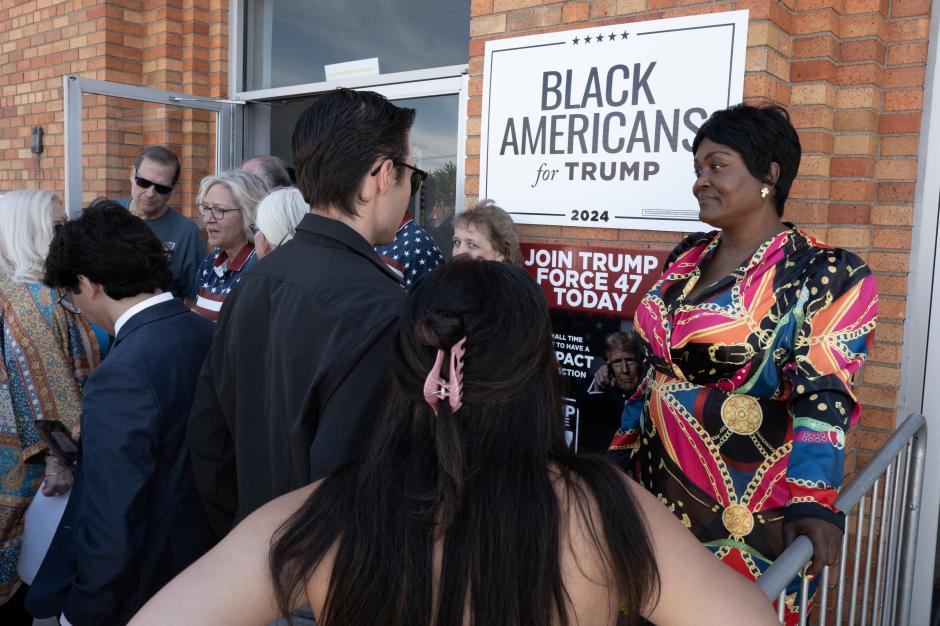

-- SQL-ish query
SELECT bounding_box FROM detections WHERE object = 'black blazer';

[26,298,216,625]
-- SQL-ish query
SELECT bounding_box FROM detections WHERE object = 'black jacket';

[27,298,216,626]
[187,213,405,537]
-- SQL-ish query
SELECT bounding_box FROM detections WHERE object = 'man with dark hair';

[188,88,417,537]
[26,201,215,625]
[241,154,293,188]
[117,145,206,305]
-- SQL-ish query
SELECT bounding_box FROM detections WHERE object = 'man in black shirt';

[187,89,420,537]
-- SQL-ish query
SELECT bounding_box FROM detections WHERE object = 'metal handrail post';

[756,413,928,618]
[894,424,928,625]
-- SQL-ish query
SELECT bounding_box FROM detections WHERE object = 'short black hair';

[135,145,181,187]
[691,104,801,216]
[44,199,172,299]
[291,88,416,217]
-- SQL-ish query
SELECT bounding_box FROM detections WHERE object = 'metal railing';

[757,413,928,625]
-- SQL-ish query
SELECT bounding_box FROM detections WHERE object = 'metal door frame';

[63,75,238,216]
[900,0,940,621]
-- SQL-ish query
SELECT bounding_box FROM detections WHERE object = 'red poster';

[521,242,670,319]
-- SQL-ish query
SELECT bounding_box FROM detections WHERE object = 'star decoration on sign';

[608,32,617,41]
[595,34,604,44]
[584,35,592,43]
[572,36,580,45]
[621,31,629,39]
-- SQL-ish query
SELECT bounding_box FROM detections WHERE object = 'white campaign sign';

[479,10,748,232]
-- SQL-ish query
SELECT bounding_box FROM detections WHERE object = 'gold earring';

[761,186,770,198]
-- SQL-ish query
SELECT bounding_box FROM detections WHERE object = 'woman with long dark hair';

[131,260,776,626]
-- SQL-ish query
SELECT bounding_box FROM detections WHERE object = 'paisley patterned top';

[609,227,877,592]
[0,275,100,602]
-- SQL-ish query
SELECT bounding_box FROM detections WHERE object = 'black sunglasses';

[134,175,173,195]
[370,160,428,198]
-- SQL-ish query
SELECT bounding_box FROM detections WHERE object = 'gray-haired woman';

[193,170,268,321]
[0,190,100,620]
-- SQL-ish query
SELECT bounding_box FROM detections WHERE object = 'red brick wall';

[467,0,931,468]
[0,0,229,219]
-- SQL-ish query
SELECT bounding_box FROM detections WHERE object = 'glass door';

[242,75,467,258]
[63,75,237,218]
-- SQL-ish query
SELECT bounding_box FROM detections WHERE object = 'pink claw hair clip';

[423,337,467,415]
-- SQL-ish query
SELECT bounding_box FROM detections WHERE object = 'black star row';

[572,31,629,45]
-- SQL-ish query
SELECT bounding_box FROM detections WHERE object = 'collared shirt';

[609,227,877,597]
[374,213,445,291]
[194,244,258,321]
[113,292,174,337]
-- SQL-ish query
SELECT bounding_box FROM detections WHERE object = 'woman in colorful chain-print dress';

[610,104,877,623]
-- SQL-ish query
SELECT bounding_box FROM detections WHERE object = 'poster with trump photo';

[479,10,748,232]
[520,242,669,452]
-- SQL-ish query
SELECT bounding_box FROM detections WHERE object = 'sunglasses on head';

[370,160,429,198]
[134,175,173,195]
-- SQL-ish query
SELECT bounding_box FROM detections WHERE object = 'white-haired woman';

[194,170,268,321]
[252,187,308,259]
[0,190,100,622]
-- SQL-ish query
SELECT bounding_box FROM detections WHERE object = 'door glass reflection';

[246,0,469,90]
[263,93,459,258]
[395,95,458,260]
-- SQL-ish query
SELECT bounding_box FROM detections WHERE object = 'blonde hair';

[256,187,309,249]
[0,189,61,283]
[196,170,269,242]
[455,199,523,266]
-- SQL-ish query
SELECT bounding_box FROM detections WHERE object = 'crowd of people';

[0,88,878,626]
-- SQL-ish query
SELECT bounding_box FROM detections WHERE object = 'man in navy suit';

[26,201,216,625]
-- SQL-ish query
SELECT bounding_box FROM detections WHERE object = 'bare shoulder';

[130,482,322,626]
[617,474,780,625]
[239,483,317,534]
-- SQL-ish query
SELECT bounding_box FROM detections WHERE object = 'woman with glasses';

[193,170,269,321]
[0,190,100,624]
[452,199,523,265]
[252,187,309,259]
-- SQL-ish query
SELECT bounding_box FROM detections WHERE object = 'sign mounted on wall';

[479,10,748,232]
[521,242,669,318]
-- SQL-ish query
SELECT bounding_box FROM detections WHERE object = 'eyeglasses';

[249,223,292,248]
[56,290,81,314]
[198,204,242,221]
[370,160,429,198]
[134,175,173,195]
